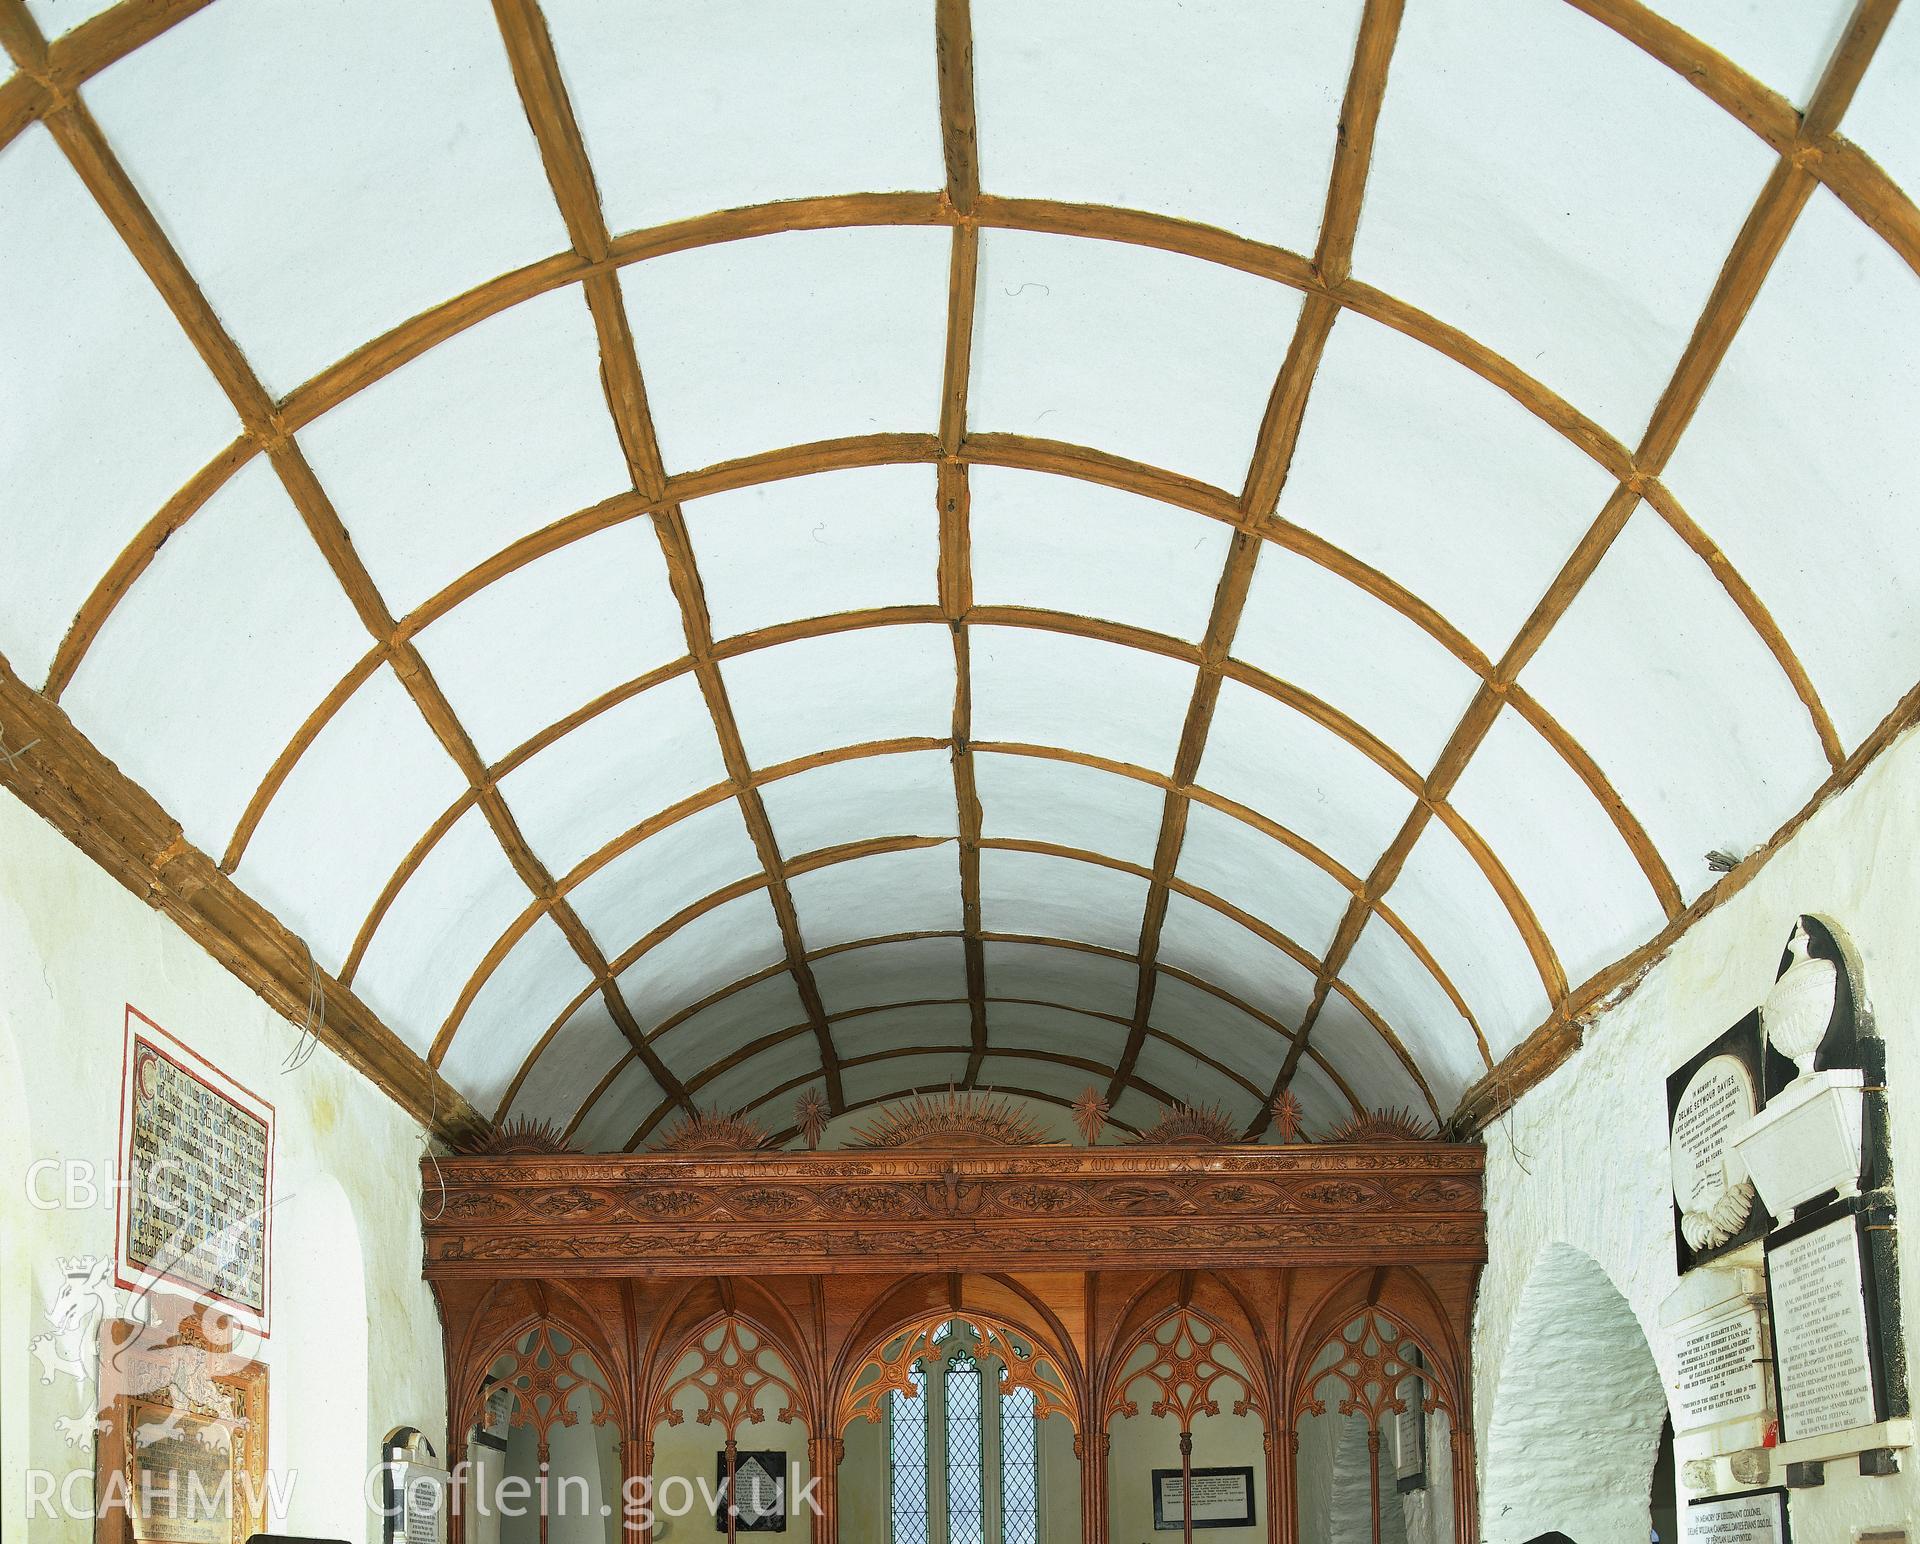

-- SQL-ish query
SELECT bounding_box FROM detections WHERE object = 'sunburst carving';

[1133,1100,1240,1146]
[462,1114,574,1156]
[651,1108,776,1153]
[794,1087,830,1150]
[1072,1086,1109,1146]
[1321,1106,1438,1143]
[850,1087,1050,1149]
[1272,1089,1306,1144]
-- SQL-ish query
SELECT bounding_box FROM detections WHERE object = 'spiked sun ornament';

[1072,1086,1109,1146]
[462,1115,574,1156]
[1321,1106,1438,1144]
[850,1086,1050,1149]
[651,1108,776,1153]
[794,1087,831,1151]
[1133,1100,1241,1146]
[1271,1089,1306,1144]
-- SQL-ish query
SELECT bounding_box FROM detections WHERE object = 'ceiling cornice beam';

[0,654,485,1145]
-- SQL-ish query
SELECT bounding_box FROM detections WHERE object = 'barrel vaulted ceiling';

[3,0,1918,1147]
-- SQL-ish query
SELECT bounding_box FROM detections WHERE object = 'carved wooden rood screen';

[422,1131,1485,1543]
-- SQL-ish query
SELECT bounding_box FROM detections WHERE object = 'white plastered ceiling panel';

[412,517,689,762]
[9,0,1920,1140]
[566,800,763,958]
[508,995,631,1128]
[64,457,368,853]
[788,843,964,953]
[1355,0,1778,436]
[979,849,1150,956]
[971,627,1196,772]
[982,942,1138,1020]
[574,1058,665,1153]
[235,666,467,971]
[653,973,811,1084]
[985,1001,1128,1066]
[722,624,955,771]
[297,284,632,612]
[622,227,949,472]
[811,937,970,1016]
[1135,1037,1260,1127]
[969,468,1231,642]
[834,1003,973,1063]
[1279,312,1614,658]
[544,0,942,234]
[973,752,1168,870]
[0,126,238,685]
[1522,508,1830,899]
[1660,190,1920,752]
[970,230,1303,488]
[759,749,959,858]
[441,914,594,1112]
[972,0,1361,250]
[83,0,567,393]
[497,677,730,876]
[684,465,941,640]
[843,1052,973,1109]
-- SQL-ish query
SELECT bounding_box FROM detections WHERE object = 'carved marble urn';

[1729,920,1864,1218]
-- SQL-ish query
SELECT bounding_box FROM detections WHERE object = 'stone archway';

[1482,1245,1668,1544]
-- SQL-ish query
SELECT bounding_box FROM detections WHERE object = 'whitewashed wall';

[0,786,447,1543]
[1474,723,1920,1542]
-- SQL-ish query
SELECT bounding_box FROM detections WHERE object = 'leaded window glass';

[1000,1385,1038,1544]
[883,1324,1047,1544]
[945,1349,985,1544]
[889,1365,931,1544]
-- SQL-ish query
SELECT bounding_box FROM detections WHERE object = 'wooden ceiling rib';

[1107,0,1403,1107]
[488,0,846,1110]
[423,693,1480,1112]
[532,913,1381,1144]
[475,828,1446,1130]
[935,0,987,1088]
[1258,0,1903,1135]
[0,0,1912,1138]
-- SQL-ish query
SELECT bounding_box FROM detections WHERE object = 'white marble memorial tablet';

[1671,1054,1758,1252]
[1670,1306,1768,1431]
[1681,1491,1786,1544]
[1769,1214,1877,1440]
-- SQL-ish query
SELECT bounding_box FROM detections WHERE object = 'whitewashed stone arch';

[1481,1244,1667,1544]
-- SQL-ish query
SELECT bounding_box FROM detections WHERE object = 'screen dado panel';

[420,1144,1485,1544]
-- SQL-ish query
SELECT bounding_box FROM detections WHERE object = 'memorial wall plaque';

[1668,1019,1770,1273]
[1767,1208,1879,1441]
[715,1451,786,1533]
[116,1010,275,1334]
[1152,1467,1256,1530]
[1680,1489,1788,1544]
[1670,1305,1769,1432]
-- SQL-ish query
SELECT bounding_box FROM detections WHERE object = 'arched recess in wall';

[268,1172,370,1541]
[1481,1245,1667,1544]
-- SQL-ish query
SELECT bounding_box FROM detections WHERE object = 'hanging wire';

[281,946,324,1074]
[419,1076,448,1222]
